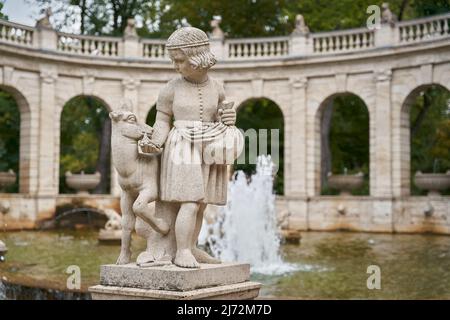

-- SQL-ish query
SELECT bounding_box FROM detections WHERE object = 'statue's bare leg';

[174,202,200,268]
[117,192,135,265]
[191,204,221,264]
[133,189,169,235]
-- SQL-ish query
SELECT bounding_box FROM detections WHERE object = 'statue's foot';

[116,250,131,265]
[136,251,156,265]
[192,247,221,264]
[174,249,200,268]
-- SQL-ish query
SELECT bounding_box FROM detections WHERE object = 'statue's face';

[170,49,196,77]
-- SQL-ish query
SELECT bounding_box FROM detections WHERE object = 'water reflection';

[1,229,449,299]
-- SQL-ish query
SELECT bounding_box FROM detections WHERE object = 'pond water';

[1,230,449,299]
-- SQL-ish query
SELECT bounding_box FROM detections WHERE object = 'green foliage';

[33,0,153,35]
[413,0,450,16]
[0,89,20,192]
[235,98,284,195]
[321,94,370,195]
[330,95,370,175]
[33,0,450,37]
[59,96,109,193]
[0,1,8,20]
[142,0,450,38]
[410,85,450,195]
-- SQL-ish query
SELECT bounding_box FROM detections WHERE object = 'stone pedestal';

[89,262,261,300]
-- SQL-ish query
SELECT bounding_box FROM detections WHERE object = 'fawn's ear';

[109,111,122,122]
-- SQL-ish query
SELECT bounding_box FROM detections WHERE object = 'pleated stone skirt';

[160,126,228,205]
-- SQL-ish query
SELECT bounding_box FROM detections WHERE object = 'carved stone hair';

[166,27,217,70]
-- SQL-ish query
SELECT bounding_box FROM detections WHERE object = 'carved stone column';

[288,77,308,197]
[373,69,393,197]
[38,68,58,195]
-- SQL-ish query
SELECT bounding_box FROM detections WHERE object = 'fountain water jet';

[200,155,298,275]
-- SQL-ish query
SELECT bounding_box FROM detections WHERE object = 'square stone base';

[89,281,261,300]
[89,262,261,300]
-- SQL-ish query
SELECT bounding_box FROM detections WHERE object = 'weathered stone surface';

[99,262,251,291]
[89,281,261,300]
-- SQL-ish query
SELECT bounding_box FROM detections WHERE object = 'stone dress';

[156,76,236,205]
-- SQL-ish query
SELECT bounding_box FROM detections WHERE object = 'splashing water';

[200,155,298,275]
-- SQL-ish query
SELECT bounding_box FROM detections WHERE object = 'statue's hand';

[138,133,162,155]
[219,108,236,126]
[139,140,161,154]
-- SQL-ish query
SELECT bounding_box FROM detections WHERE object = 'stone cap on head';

[166,27,210,49]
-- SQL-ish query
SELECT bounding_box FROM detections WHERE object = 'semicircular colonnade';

[0,12,449,233]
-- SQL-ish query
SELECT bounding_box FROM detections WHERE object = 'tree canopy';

[32,0,450,37]
[0,1,7,20]
[0,89,19,192]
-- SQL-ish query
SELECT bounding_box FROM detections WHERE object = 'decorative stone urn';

[327,172,364,196]
[414,171,450,196]
[0,170,16,190]
[65,171,101,195]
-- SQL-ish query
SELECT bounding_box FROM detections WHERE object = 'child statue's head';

[166,27,216,77]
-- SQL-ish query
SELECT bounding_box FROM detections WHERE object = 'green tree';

[0,1,7,20]
[410,86,450,195]
[59,96,110,194]
[33,0,154,35]
[235,98,284,194]
[321,95,370,195]
[0,89,20,192]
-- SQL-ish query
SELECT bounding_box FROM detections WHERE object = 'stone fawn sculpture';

[109,102,169,265]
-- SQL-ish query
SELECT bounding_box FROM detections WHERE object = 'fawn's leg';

[117,192,135,265]
[133,189,169,235]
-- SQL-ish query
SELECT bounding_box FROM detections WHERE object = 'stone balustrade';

[0,20,34,47]
[141,39,168,60]
[57,32,120,57]
[311,28,375,54]
[226,36,290,59]
[398,12,450,44]
[1,12,449,60]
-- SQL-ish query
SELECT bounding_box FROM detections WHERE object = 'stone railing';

[0,20,34,47]
[226,36,290,59]
[398,12,450,44]
[0,12,449,60]
[311,28,375,54]
[57,32,120,57]
[141,39,168,60]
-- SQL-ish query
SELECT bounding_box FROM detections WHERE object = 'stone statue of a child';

[143,27,242,268]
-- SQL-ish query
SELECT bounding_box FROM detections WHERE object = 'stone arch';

[58,95,112,194]
[313,91,371,195]
[235,97,286,194]
[397,83,450,196]
[0,84,33,193]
